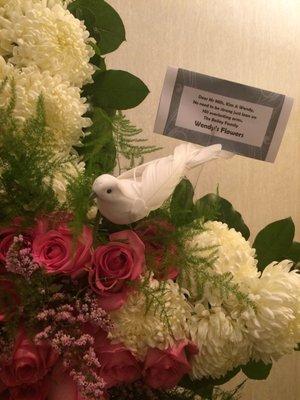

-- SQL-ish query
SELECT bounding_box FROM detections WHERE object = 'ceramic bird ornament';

[92,143,230,225]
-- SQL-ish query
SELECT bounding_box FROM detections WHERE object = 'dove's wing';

[140,143,225,211]
[140,145,189,211]
[117,178,143,200]
[117,158,165,181]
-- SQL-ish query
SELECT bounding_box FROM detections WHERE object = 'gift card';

[154,67,293,162]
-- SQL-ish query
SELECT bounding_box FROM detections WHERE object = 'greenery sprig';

[0,81,68,225]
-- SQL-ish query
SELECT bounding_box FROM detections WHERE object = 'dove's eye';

[106,189,112,194]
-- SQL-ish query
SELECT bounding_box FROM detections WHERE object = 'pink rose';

[0,330,58,387]
[9,378,49,400]
[143,341,198,389]
[0,219,32,264]
[32,219,93,277]
[89,230,145,311]
[136,219,179,280]
[0,227,16,263]
[48,363,86,400]
[95,331,141,388]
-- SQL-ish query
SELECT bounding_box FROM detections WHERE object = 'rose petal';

[48,365,80,400]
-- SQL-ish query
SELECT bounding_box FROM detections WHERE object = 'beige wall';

[108,1,300,398]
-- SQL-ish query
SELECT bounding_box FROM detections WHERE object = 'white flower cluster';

[189,221,259,284]
[109,278,192,360]
[241,260,300,363]
[108,220,300,380]
[190,302,251,379]
[0,0,94,153]
[185,221,300,379]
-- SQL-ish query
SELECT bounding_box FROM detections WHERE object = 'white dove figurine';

[92,143,228,225]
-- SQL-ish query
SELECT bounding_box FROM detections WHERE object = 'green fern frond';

[137,276,174,334]
[111,111,161,172]
[0,81,68,224]
[173,221,255,309]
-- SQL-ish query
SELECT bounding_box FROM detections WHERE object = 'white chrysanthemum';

[50,159,85,204]
[0,55,10,78]
[0,65,90,152]
[0,0,94,86]
[189,302,251,379]
[87,205,98,220]
[0,1,70,56]
[185,221,258,296]
[241,260,300,363]
[109,279,192,360]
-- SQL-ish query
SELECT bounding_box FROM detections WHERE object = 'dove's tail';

[181,143,232,170]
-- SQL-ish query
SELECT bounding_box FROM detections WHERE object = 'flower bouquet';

[0,1,299,400]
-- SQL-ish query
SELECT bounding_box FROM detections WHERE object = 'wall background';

[107,1,300,398]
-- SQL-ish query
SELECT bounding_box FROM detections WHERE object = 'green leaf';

[284,241,300,265]
[209,366,241,385]
[69,0,125,54]
[195,193,250,239]
[77,108,116,174]
[179,376,213,399]
[242,360,272,380]
[84,70,149,110]
[253,218,295,271]
[90,54,106,70]
[170,179,195,226]
[48,284,63,294]
[179,367,241,398]
[89,43,106,70]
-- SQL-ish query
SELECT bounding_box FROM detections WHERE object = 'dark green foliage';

[253,217,295,271]
[66,171,94,234]
[170,179,195,226]
[108,382,196,400]
[107,380,245,400]
[195,193,250,240]
[212,381,246,400]
[282,241,300,268]
[90,54,107,70]
[0,86,61,224]
[77,107,116,175]
[241,360,272,380]
[89,43,107,70]
[112,111,160,172]
[0,270,57,343]
[180,367,241,395]
[69,108,116,233]
[69,0,126,54]
[84,70,150,110]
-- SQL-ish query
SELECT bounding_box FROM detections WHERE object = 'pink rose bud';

[89,230,145,311]
[143,341,198,389]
